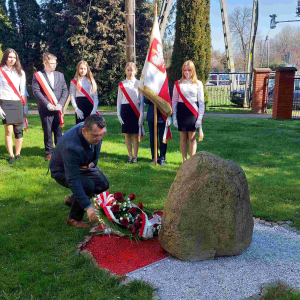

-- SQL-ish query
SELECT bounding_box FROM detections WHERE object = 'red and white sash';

[0,67,28,130]
[118,82,145,140]
[71,79,99,115]
[34,71,64,127]
[175,81,204,141]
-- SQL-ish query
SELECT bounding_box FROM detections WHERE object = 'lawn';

[1,113,300,299]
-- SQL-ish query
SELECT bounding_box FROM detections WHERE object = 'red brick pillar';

[252,68,272,113]
[272,67,297,120]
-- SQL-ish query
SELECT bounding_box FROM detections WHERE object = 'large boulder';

[159,151,253,261]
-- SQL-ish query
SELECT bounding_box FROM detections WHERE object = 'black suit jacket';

[32,70,68,114]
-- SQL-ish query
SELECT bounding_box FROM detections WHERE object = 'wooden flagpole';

[154,3,158,165]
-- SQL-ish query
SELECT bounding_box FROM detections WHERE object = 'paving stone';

[259,220,265,224]
[264,222,272,227]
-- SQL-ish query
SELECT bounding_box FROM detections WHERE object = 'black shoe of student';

[8,156,15,164]
[15,155,21,160]
[149,159,155,164]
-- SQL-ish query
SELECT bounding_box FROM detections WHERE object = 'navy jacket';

[49,123,102,209]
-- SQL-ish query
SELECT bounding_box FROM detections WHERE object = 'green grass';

[261,283,300,300]
[1,114,300,299]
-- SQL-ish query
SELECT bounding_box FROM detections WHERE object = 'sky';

[210,0,300,51]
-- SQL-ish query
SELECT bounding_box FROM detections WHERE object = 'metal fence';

[267,74,300,119]
[205,72,251,107]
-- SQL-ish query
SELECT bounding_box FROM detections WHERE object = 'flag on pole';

[138,17,172,119]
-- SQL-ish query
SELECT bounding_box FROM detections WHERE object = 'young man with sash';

[172,60,205,162]
[32,53,68,161]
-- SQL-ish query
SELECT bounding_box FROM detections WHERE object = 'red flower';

[114,192,124,203]
[129,226,138,235]
[134,220,142,229]
[153,210,163,217]
[128,193,136,200]
[111,204,120,213]
[121,218,129,226]
[138,214,144,221]
[129,207,138,216]
[137,202,144,210]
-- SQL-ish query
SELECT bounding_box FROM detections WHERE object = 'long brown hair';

[1,48,23,76]
[180,60,198,85]
[74,61,97,94]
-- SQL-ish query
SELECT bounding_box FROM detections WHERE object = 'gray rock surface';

[159,151,253,260]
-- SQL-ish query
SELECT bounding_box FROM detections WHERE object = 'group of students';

[0,47,205,165]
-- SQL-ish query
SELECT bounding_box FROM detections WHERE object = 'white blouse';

[172,79,205,120]
[70,77,98,109]
[117,79,143,105]
[0,65,26,101]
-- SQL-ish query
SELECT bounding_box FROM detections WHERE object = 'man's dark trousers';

[54,168,109,221]
[148,121,167,160]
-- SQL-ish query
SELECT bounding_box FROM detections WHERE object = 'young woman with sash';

[0,48,27,164]
[117,62,144,163]
[70,61,98,124]
[172,60,205,162]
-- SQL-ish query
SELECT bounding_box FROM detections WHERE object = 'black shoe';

[159,158,166,166]
[149,159,155,164]
[15,155,21,160]
[8,156,15,164]
[131,157,138,163]
[126,157,132,163]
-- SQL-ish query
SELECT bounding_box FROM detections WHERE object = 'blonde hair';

[180,60,198,85]
[125,62,138,74]
[75,61,97,94]
[43,53,57,66]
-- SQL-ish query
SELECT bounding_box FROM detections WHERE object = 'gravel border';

[126,223,300,300]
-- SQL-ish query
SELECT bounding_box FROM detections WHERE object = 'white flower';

[120,217,123,220]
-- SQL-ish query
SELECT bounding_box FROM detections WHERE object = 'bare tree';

[229,6,252,70]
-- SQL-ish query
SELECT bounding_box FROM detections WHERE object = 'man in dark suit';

[32,53,68,161]
[49,114,109,228]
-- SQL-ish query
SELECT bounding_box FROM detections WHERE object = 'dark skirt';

[75,96,93,124]
[1,100,23,125]
[121,104,139,134]
[177,102,197,132]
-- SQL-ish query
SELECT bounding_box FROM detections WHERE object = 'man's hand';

[0,106,6,120]
[56,104,62,111]
[86,207,98,222]
[79,162,95,171]
[166,117,172,127]
[47,103,56,111]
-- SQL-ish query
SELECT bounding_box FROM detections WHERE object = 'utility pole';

[158,0,173,40]
[125,0,136,63]
[244,0,259,108]
[219,0,236,90]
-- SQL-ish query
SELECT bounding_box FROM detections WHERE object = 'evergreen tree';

[8,0,17,28]
[169,0,211,86]
[0,4,16,51]
[0,0,6,14]
[14,0,42,72]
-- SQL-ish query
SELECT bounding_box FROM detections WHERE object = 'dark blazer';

[49,122,102,209]
[32,70,68,114]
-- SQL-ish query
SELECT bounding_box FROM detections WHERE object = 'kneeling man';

[49,114,109,228]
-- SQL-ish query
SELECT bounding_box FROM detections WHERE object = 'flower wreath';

[93,191,162,240]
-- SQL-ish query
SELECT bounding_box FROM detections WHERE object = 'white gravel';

[127,224,300,300]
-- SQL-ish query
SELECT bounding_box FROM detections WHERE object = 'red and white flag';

[138,17,172,122]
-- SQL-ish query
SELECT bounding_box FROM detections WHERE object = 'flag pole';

[154,3,158,166]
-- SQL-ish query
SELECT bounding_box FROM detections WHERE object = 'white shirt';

[172,79,205,120]
[117,78,144,116]
[0,65,26,101]
[70,77,98,110]
[46,71,54,89]
[117,79,142,105]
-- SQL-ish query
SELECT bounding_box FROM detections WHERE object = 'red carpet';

[83,235,169,275]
